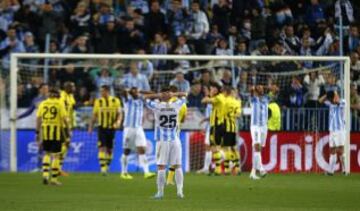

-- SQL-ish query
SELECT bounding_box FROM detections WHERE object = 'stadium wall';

[3,130,360,173]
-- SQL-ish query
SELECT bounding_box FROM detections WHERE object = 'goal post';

[9,53,351,173]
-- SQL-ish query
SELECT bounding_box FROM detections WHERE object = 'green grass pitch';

[0,173,359,210]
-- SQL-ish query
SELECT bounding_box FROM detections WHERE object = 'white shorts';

[250,126,268,147]
[329,131,346,148]
[156,139,182,166]
[123,127,147,149]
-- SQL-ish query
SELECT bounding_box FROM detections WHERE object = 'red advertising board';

[189,132,360,173]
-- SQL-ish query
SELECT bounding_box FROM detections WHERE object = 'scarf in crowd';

[335,0,354,23]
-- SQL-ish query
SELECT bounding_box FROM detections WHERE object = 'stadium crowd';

[0,0,360,112]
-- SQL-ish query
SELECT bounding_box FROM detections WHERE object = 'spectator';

[235,40,251,71]
[144,0,166,41]
[38,2,62,44]
[56,63,80,85]
[0,26,25,70]
[351,51,360,85]
[240,18,251,42]
[23,31,39,69]
[94,19,118,53]
[77,86,91,106]
[220,69,232,87]
[151,32,169,70]
[187,79,204,107]
[206,24,224,50]
[299,38,313,68]
[122,61,150,91]
[95,68,115,96]
[137,49,154,80]
[249,7,266,51]
[0,0,20,32]
[303,72,325,107]
[320,74,341,96]
[97,3,115,25]
[13,4,40,37]
[71,35,91,53]
[350,82,360,115]
[166,0,190,38]
[173,35,193,69]
[284,76,306,107]
[187,1,209,54]
[212,39,233,66]
[70,2,91,38]
[89,59,120,81]
[344,24,360,54]
[283,25,301,54]
[305,0,325,26]
[118,19,144,53]
[212,0,231,37]
[199,70,212,88]
[169,71,190,93]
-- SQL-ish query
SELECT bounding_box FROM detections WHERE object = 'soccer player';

[223,87,242,175]
[36,87,70,185]
[319,91,347,175]
[88,85,122,175]
[201,82,226,175]
[249,85,269,180]
[145,88,187,199]
[18,83,48,171]
[59,81,76,176]
[120,87,156,180]
[167,85,187,185]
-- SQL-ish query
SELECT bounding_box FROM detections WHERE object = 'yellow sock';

[213,151,222,174]
[42,154,51,179]
[59,144,68,171]
[224,150,232,174]
[50,156,60,182]
[232,150,241,173]
[167,167,175,184]
[99,151,107,173]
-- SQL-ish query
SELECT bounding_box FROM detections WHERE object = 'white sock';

[139,154,149,174]
[157,169,166,195]
[339,154,345,172]
[121,154,128,174]
[254,152,264,172]
[204,151,212,171]
[175,168,184,195]
[329,154,336,173]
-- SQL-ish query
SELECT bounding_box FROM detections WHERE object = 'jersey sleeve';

[339,99,346,107]
[36,102,44,117]
[324,100,331,107]
[179,103,187,122]
[93,99,100,114]
[146,99,159,111]
[172,97,186,110]
[59,103,67,119]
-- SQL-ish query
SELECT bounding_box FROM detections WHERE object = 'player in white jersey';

[197,103,213,174]
[319,91,347,175]
[145,87,187,199]
[120,87,156,180]
[249,85,269,180]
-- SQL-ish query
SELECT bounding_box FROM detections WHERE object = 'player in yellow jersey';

[201,82,226,175]
[36,87,70,185]
[88,85,122,175]
[167,85,187,185]
[223,87,242,175]
[59,81,76,176]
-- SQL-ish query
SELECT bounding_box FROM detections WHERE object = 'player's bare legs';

[121,148,132,179]
[328,147,337,175]
[137,147,155,179]
[337,146,347,175]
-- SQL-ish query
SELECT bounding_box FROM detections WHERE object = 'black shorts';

[210,124,225,146]
[223,132,236,147]
[42,140,62,153]
[98,128,115,149]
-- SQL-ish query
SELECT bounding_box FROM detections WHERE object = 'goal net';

[2,54,351,174]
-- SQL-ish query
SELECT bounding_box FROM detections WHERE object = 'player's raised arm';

[113,98,123,129]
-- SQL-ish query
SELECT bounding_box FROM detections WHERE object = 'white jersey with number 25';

[146,97,186,142]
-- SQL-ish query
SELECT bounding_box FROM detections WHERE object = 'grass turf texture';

[0,173,359,211]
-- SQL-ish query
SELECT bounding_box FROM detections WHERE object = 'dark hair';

[223,85,233,94]
[169,85,178,92]
[161,86,170,92]
[39,83,48,90]
[101,85,110,91]
[327,91,335,101]
[210,82,222,91]
[49,87,60,97]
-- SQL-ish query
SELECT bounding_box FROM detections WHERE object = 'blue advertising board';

[16,130,188,172]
